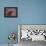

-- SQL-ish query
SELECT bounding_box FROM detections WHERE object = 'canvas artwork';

[18,25,46,41]
[4,7,18,17]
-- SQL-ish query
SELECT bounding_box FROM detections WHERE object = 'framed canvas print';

[18,24,46,41]
[4,7,18,17]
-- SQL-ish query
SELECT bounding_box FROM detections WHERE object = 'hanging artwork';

[18,25,46,41]
[4,7,18,17]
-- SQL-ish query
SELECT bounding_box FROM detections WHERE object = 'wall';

[0,0,46,44]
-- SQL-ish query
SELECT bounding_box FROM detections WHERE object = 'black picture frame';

[4,7,18,18]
